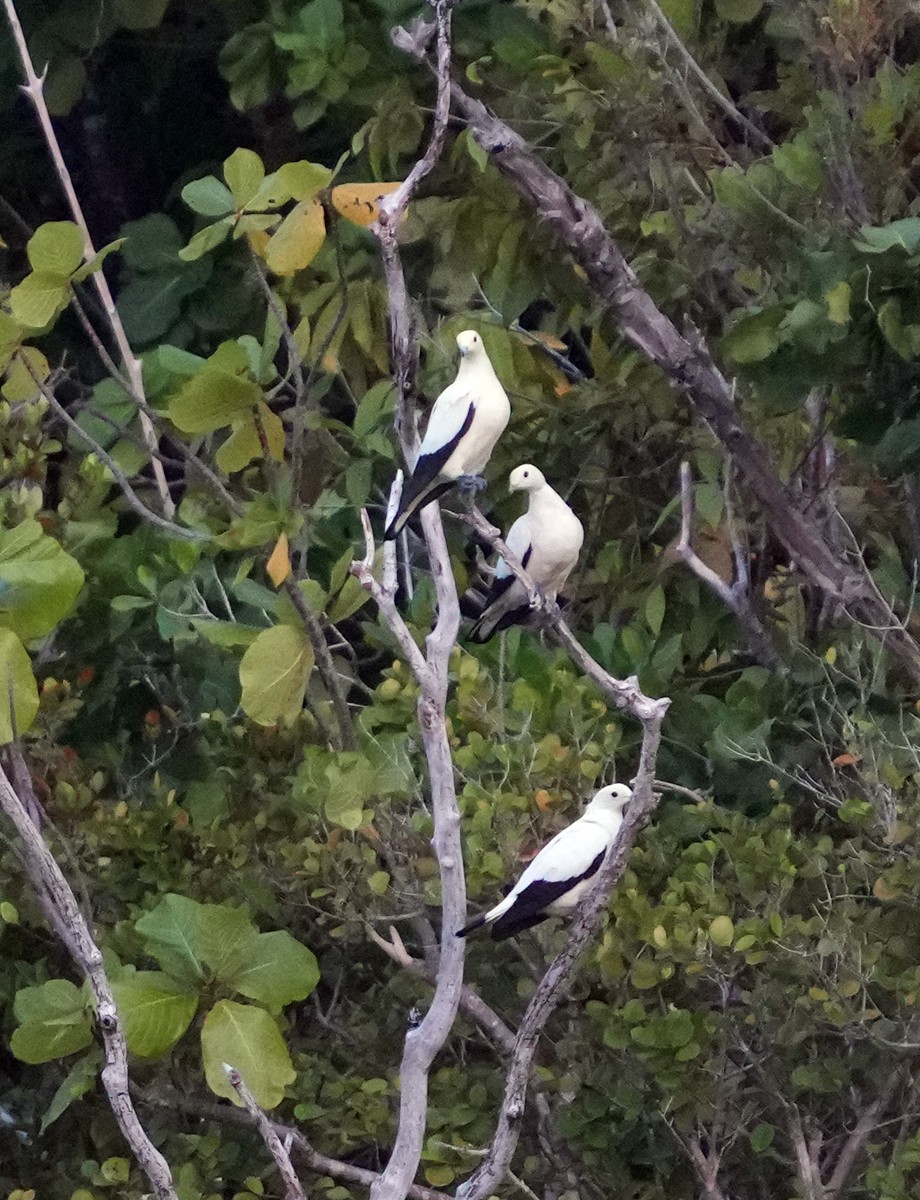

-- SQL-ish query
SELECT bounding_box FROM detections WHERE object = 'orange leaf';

[526,330,568,351]
[534,789,554,811]
[873,876,900,901]
[331,182,401,228]
[266,532,291,587]
[832,752,859,767]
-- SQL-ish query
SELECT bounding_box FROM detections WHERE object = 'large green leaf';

[169,366,262,434]
[224,931,320,1010]
[201,1000,296,1109]
[10,979,93,1064]
[27,221,84,275]
[112,972,198,1057]
[0,520,85,641]
[0,628,39,744]
[135,893,209,985]
[9,272,70,330]
[715,0,762,22]
[239,623,314,725]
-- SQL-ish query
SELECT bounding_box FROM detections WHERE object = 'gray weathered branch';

[0,756,178,1200]
[433,71,920,685]
[224,1063,308,1200]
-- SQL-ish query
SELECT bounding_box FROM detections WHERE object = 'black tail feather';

[490,909,552,941]
[384,478,455,541]
[455,914,488,938]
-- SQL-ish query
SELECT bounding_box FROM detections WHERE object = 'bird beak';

[458,344,470,358]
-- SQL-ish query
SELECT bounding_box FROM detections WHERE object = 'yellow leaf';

[266,533,291,587]
[708,915,734,947]
[525,330,568,351]
[839,979,859,997]
[247,228,272,257]
[331,182,400,228]
[265,200,326,276]
[808,987,829,1001]
[824,645,837,665]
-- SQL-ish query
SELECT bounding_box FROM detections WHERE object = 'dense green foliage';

[5,1,920,1197]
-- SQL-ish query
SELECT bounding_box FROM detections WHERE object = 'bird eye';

[523,471,529,477]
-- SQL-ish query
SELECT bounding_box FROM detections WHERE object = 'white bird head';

[456,329,485,358]
[585,783,633,818]
[509,463,546,493]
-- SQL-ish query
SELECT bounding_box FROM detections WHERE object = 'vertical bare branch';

[3,0,174,516]
[373,0,456,459]
[823,1072,903,1200]
[675,462,783,670]
[224,1064,308,1200]
[0,758,178,1200]
[356,9,467,1197]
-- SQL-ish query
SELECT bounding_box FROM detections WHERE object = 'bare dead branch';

[0,760,178,1200]
[224,1064,308,1200]
[373,0,457,460]
[136,1086,453,1200]
[455,704,668,1200]
[686,1129,729,1200]
[675,462,784,670]
[432,73,920,686]
[3,0,173,515]
[359,10,467,1198]
[823,1072,903,1199]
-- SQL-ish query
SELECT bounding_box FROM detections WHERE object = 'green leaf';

[179,218,234,262]
[0,628,39,744]
[265,200,326,276]
[0,519,86,641]
[71,238,125,283]
[27,221,84,275]
[224,148,266,207]
[115,0,169,28]
[825,281,851,325]
[112,972,198,1057]
[772,137,823,193]
[722,310,781,363]
[182,176,236,217]
[709,915,735,947]
[368,870,390,896]
[201,1000,296,1110]
[135,893,209,985]
[9,272,70,330]
[853,217,920,254]
[239,623,314,725]
[715,0,762,22]
[169,365,262,434]
[324,753,375,830]
[750,1123,775,1152]
[275,160,333,203]
[121,214,184,271]
[645,585,666,638]
[11,979,93,1064]
[223,931,320,1010]
[40,1049,100,1133]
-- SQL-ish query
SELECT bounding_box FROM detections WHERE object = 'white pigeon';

[467,464,584,643]
[384,330,511,540]
[456,783,632,941]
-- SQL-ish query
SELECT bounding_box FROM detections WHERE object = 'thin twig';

[675,462,784,671]
[224,1064,308,1200]
[3,0,173,515]
[0,761,178,1200]
[282,577,357,751]
[135,1086,452,1200]
[645,0,773,150]
[25,358,205,542]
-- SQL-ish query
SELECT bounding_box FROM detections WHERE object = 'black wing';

[383,403,475,540]
[466,546,533,643]
[488,848,605,941]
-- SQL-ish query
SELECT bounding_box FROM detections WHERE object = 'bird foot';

[457,473,487,494]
